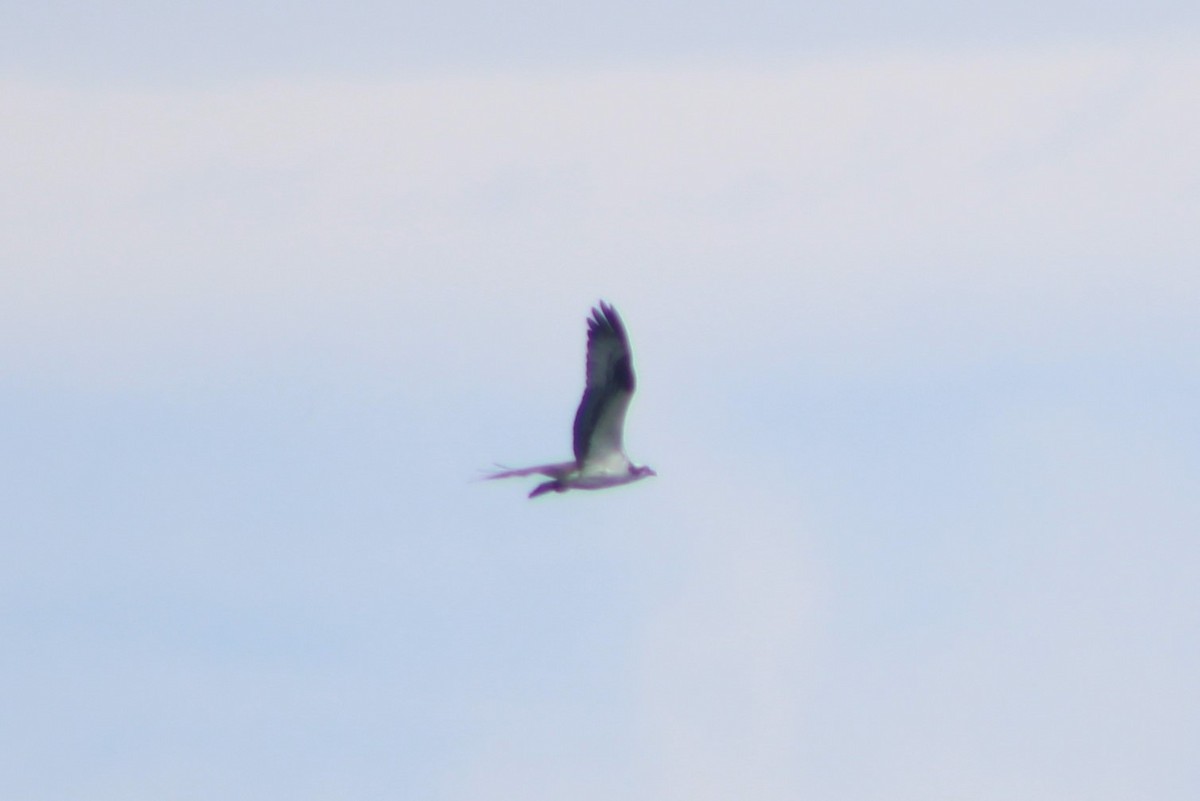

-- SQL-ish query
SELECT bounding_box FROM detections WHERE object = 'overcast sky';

[3,3,1199,800]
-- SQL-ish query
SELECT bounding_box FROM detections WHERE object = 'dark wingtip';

[588,300,626,340]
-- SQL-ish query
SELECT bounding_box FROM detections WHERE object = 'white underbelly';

[580,451,631,477]
[571,473,637,490]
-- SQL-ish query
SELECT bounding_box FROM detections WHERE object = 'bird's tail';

[528,480,564,498]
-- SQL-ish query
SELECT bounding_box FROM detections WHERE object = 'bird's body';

[486,302,655,498]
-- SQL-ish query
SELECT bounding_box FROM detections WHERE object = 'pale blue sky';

[3,3,1199,800]
[4,1,1199,84]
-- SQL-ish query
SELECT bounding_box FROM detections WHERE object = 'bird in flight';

[486,302,656,498]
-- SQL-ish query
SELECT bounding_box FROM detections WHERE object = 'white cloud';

[5,34,1199,801]
[2,39,1197,389]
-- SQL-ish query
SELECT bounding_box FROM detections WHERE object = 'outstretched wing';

[572,302,636,466]
[483,461,576,480]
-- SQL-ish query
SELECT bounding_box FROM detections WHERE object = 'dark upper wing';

[571,302,636,465]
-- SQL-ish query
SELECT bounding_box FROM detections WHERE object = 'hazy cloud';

[3,32,1198,801]
[3,40,1198,388]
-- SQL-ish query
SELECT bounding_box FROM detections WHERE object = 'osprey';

[487,302,656,498]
